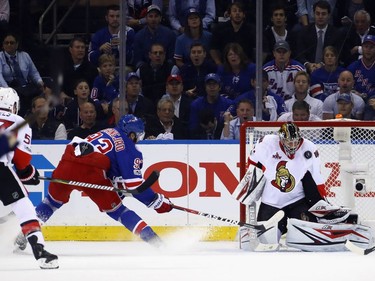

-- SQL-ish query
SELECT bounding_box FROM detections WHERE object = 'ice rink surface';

[1,217,375,281]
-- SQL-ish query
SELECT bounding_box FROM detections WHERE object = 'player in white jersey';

[0,87,58,269]
[250,122,350,235]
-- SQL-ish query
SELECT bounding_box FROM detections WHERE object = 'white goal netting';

[240,121,375,223]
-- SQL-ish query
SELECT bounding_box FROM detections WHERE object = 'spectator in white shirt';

[285,71,323,118]
[278,100,322,121]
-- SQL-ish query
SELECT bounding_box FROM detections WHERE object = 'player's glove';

[16,165,40,185]
[148,193,173,214]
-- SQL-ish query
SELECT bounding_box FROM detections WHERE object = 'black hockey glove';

[16,165,40,185]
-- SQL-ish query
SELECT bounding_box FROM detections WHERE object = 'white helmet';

[0,87,20,114]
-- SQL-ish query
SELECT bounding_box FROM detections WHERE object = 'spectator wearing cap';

[216,42,256,100]
[285,71,323,119]
[335,93,355,119]
[126,0,164,32]
[263,40,305,101]
[189,73,234,136]
[133,4,176,69]
[162,74,192,129]
[168,0,216,34]
[136,43,174,104]
[322,70,365,120]
[210,2,256,65]
[90,54,119,120]
[347,35,375,100]
[235,70,286,121]
[174,8,212,68]
[278,100,322,121]
[144,97,188,140]
[175,42,217,99]
[88,4,135,67]
[125,72,155,120]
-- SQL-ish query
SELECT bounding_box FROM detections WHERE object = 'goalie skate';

[308,200,351,224]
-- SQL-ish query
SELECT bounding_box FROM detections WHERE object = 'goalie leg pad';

[286,218,373,252]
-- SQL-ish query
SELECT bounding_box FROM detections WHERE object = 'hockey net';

[239,121,375,225]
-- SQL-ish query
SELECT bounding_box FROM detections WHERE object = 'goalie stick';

[39,170,160,195]
[172,204,284,231]
[345,240,375,255]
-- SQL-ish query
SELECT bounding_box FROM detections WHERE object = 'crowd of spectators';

[2,0,375,141]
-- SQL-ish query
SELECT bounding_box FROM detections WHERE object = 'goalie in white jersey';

[244,122,372,251]
[0,87,58,268]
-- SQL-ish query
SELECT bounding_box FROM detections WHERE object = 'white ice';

[1,215,375,281]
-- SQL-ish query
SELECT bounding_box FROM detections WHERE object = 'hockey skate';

[14,232,27,251]
[28,235,59,269]
[308,200,351,224]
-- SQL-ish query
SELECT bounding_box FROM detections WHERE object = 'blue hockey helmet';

[117,114,145,142]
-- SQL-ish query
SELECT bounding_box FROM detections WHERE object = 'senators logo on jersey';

[271,160,296,192]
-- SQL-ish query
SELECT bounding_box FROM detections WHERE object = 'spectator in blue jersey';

[90,54,119,120]
[217,42,255,100]
[168,0,216,34]
[310,46,345,101]
[127,0,164,31]
[88,5,135,67]
[133,5,176,69]
[136,43,173,104]
[235,70,286,121]
[189,73,234,137]
[285,71,323,119]
[175,43,217,99]
[28,114,173,248]
[347,35,375,100]
[263,40,305,101]
[173,8,212,68]
[322,70,365,120]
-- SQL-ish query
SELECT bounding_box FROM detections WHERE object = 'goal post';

[239,121,375,225]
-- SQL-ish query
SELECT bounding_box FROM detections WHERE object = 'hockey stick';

[172,204,284,231]
[345,240,375,255]
[39,170,160,195]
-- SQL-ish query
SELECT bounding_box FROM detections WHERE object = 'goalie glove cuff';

[16,165,40,185]
[148,193,173,214]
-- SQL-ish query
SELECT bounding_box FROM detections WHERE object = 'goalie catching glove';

[16,164,40,185]
[308,200,351,224]
[148,193,173,213]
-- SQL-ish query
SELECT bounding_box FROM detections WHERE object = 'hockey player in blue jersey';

[15,114,173,250]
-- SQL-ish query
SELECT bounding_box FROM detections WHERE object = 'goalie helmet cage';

[239,121,375,225]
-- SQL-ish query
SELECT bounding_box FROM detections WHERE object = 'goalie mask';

[117,114,145,143]
[279,122,302,158]
[0,87,20,115]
